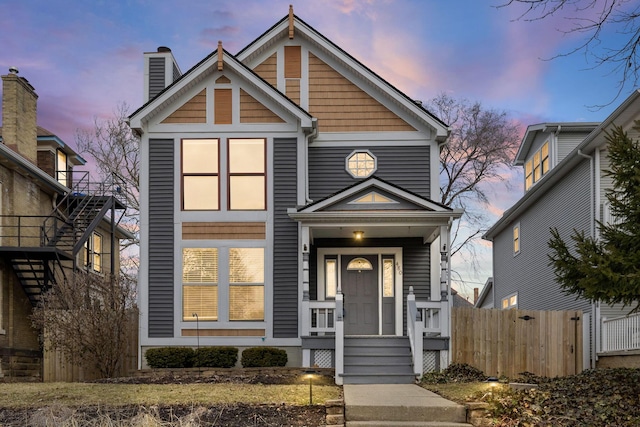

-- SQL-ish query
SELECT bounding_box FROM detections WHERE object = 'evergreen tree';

[548,122,640,312]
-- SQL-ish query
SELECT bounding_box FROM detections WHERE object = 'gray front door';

[342,254,378,335]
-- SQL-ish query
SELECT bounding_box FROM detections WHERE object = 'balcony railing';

[601,313,640,353]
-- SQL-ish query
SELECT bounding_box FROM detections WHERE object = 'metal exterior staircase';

[341,336,417,384]
[3,172,126,306]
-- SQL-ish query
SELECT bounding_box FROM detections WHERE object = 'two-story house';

[483,90,640,368]
[0,68,131,380]
[130,8,462,384]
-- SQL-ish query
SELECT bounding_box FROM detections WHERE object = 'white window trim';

[345,149,377,179]
[502,292,518,310]
[317,247,403,336]
[178,242,268,331]
[513,223,521,256]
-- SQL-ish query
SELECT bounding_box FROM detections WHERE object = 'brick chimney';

[1,67,38,163]
[473,287,479,304]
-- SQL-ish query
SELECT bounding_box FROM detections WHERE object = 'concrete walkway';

[343,384,472,426]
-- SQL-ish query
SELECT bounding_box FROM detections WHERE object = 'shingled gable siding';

[273,138,299,337]
[308,145,430,200]
[148,139,175,337]
[493,160,591,313]
[149,57,166,100]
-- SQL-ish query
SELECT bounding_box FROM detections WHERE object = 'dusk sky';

[1,0,635,299]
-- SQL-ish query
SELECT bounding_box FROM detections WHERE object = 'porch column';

[301,226,311,367]
[439,224,451,369]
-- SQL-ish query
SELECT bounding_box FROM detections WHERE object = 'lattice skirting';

[313,349,333,368]
[423,350,438,373]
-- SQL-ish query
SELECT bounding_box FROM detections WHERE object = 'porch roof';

[288,177,462,243]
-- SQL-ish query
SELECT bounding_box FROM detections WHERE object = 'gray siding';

[402,239,431,334]
[172,62,181,83]
[148,139,175,337]
[149,57,166,100]
[273,138,299,337]
[557,132,588,164]
[493,160,592,313]
[308,146,430,200]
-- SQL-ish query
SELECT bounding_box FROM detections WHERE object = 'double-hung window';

[229,248,265,320]
[524,141,550,191]
[183,248,218,321]
[84,232,103,273]
[228,139,266,210]
[182,139,219,210]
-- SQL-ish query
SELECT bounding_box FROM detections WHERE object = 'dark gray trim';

[423,337,449,351]
[302,336,336,349]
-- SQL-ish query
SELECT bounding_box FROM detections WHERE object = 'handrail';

[407,286,423,376]
[335,292,344,385]
[601,313,640,352]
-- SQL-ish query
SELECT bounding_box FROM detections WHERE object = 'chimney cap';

[8,66,19,74]
[157,46,171,53]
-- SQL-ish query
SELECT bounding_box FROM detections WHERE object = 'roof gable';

[129,47,313,132]
[236,12,449,140]
[298,177,452,214]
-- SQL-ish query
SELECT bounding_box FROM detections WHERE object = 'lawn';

[0,382,341,408]
[0,382,342,426]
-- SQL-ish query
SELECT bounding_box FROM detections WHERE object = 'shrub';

[193,346,238,368]
[145,347,194,368]
[241,347,288,368]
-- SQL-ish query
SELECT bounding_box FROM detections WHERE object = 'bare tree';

[500,0,640,104]
[427,93,521,260]
[32,272,138,378]
[76,102,140,249]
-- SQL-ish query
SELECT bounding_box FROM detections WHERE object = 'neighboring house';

[483,90,640,368]
[129,7,462,384]
[474,277,493,309]
[0,68,131,380]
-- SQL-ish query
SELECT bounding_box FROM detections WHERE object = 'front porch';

[288,177,462,384]
[301,289,450,384]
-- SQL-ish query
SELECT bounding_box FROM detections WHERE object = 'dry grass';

[0,382,341,408]
[420,381,502,403]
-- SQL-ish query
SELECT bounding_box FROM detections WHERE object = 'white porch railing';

[335,292,344,385]
[408,287,450,376]
[309,301,336,334]
[407,288,424,376]
[417,301,446,336]
[601,313,640,352]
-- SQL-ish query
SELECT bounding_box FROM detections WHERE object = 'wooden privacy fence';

[43,312,138,382]
[452,307,583,378]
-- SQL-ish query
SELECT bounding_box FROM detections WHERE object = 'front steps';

[344,384,471,427]
[341,336,417,384]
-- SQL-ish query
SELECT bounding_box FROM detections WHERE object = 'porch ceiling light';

[353,230,364,240]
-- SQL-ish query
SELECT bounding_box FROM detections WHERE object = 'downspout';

[304,118,318,204]
[578,148,597,369]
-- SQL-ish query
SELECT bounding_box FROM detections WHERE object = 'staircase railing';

[407,287,424,376]
[335,291,345,385]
